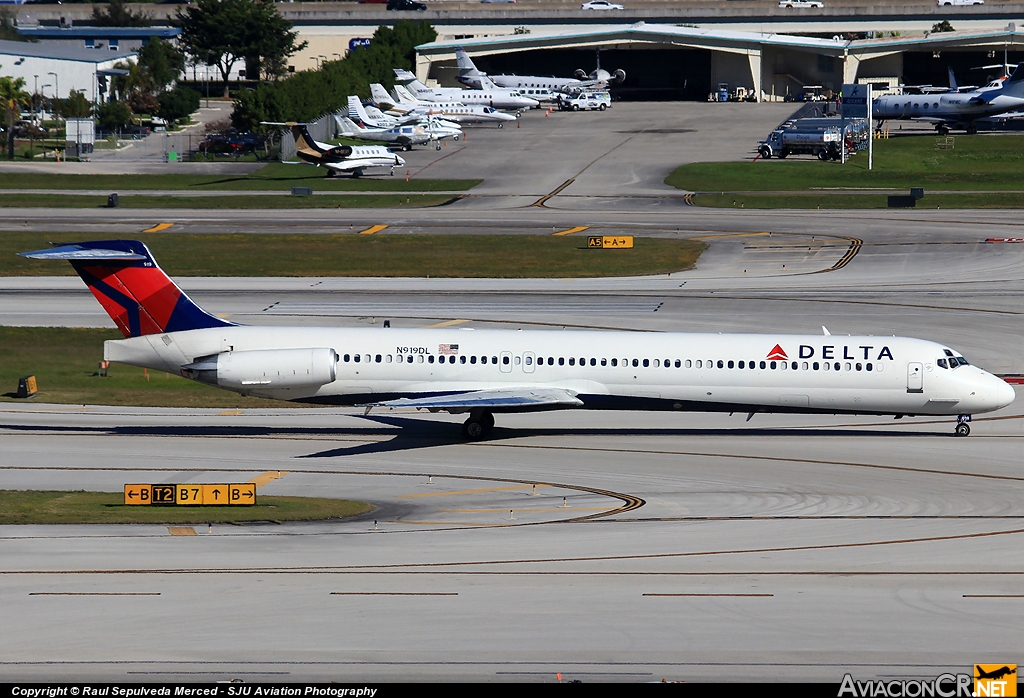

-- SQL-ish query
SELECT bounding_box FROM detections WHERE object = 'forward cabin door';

[907,362,924,393]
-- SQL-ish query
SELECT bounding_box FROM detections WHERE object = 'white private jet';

[347,95,463,134]
[874,63,1024,134]
[371,84,517,127]
[265,123,404,178]
[393,68,539,111]
[335,115,462,151]
[454,47,625,98]
[20,240,1016,439]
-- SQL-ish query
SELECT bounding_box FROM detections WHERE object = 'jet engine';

[575,68,588,80]
[613,68,626,83]
[182,348,337,391]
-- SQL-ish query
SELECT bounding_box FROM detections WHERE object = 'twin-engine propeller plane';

[267,123,404,178]
[20,240,1016,439]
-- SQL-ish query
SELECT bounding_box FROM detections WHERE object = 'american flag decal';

[438,344,459,355]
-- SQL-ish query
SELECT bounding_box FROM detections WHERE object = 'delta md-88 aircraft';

[22,240,1015,439]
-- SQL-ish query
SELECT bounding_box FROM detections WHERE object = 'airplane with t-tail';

[19,240,1016,439]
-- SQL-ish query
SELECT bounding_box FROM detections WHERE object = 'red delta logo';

[766,344,788,361]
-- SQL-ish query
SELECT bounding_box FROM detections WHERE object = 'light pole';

[48,71,59,131]
[310,56,320,70]
[33,75,38,122]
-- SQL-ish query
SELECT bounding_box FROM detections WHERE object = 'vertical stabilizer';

[19,240,233,338]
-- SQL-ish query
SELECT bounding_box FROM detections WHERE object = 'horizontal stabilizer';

[364,387,583,412]
[20,244,147,262]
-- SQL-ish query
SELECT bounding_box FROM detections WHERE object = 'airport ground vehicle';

[758,125,842,160]
[937,0,982,5]
[779,1,824,6]
[20,240,1014,439]
[559,91,611,111]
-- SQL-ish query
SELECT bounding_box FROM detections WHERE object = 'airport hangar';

[415,23,1024,102]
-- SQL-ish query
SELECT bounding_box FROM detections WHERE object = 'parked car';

[387,0,427,10]
[581,0,624,9]
[779,1,824,6]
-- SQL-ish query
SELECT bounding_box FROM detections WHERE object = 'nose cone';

[994,377,1017,410]
[977,373,1017,412]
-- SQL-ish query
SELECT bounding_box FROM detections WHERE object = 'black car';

[387,0,427,10]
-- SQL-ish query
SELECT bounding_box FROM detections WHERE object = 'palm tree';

[0,75,31,160]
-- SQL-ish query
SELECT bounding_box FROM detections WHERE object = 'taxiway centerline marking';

[142,223,174,233]
[249,470,287,488]
[399,484,549,498]
[552,226,589,237]
[358,225,388,235]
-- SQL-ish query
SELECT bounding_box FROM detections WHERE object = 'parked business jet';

[454,47,625,97]
[336,115,462,151]
[266,123,404,178]
[874,63,1024,134]
[20,240,1016,438]
[393,68,539,111]
[372,85,516,127]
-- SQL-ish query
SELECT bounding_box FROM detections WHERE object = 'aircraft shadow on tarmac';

[0,416,949,460]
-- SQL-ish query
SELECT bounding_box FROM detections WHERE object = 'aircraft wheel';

[966,124,978,135]
[351,169,362,178]
[403,143,411,152]
[498,123,504,129]
[955,423,971,437]
[435,143,442,151]
[454,135,460,141]
[462,419,485,440]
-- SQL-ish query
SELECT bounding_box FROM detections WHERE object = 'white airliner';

[874,63,1024,134]
[393,69,539,111]
[20,240,1016,439]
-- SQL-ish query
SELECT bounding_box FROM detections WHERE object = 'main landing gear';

[955,414,972,437]
[462,410,494,439]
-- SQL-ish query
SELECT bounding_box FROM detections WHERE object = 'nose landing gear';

[955,414,972,436]
[462,410,494,439]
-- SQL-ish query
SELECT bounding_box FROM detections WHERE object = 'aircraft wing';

[363,387,583,412]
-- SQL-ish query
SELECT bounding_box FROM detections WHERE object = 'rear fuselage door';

[907,362,924,393]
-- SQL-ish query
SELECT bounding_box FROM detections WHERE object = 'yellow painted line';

[359,224,388,235]
[218,409,243,416]
[692,232,771,241]
[399,484,548,499]
[436,508,608,513]
[167,526,197,536]
[215,313,232,319]
[420,319,470,328]
[552,225,589,237]
[398,520,511,527]
[249,470,287,488]
[142,222,174,233]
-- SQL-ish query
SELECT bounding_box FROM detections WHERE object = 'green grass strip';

[0,162,479,192]
[0,193,459,209]
[666,133,1024,193]
[2,232,707,278]
[0,490,373,525]
[691,192,1024,209]
[0,327,287,408]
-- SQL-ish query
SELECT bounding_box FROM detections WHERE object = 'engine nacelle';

[182,348,337,391]
[613,68,626,83]
[575,68,588,80]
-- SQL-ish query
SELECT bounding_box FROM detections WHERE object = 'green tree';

[158,85,200,123]
[178,0,306,97]
[97,100,133,132]
[53,89,92,119]
[231,20,435,130]
[0,7,28,42]
[931,20,955,33]
[138,37,186,92]
[0,75,30,159]
[91,1,150,28]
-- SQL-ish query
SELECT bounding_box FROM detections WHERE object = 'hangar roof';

[0,38,138,63]
[417,23,1024,60]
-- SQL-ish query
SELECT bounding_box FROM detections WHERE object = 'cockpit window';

[943,349,954,357]
[937,358,948,369]
[955,356,969,366]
